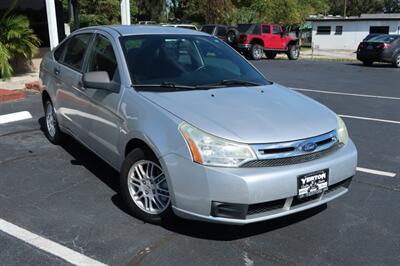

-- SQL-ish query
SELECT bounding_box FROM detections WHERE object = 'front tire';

[44,99,64,144]
[250,44,263,60]
[287,45,300,60]
[393,54,400,68]
[120,148,174,224]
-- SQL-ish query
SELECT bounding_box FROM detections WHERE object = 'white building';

[309,13,400,50]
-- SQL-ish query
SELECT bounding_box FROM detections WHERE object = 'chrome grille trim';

[251,130,338,160]
[241,144,341,167]
[240,130,340,168]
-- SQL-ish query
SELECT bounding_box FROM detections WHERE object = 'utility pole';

[344,0,348,17]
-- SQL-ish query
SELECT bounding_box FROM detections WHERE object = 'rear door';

[261,24,271,47]
[80,33,125,167]
[53,33,93,137]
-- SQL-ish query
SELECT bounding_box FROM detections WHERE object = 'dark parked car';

[200,24,229,41]
[357,34,400,67]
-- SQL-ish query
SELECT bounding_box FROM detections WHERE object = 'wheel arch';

[41,90,51,109]
[287,39,299,48]
[250,38,264,47]
[124,137,158,159]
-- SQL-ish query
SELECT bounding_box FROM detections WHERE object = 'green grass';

[301,57,360,63]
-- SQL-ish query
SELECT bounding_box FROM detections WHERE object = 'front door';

[81,33,125,167]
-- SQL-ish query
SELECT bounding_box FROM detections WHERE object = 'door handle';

[53,68,60,76]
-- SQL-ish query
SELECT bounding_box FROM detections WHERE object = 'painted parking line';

[0,111,32,125]
[0,218,107,266]
[292,88,400,101]
[339,114,400,125]
[357,167,397,177]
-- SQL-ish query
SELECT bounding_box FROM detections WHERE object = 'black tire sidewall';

[251,44,263,60]
[44,100,63,144]
[287,45,299,60]
[120,148,174,224]
[226,29,239,45]
[394,54,400,68]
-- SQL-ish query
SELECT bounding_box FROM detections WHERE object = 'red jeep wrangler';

[227,23,300,60]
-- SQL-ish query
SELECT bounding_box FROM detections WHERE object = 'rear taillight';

[377,43,392,49]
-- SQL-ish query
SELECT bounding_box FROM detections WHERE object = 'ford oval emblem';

[300,142,317,152]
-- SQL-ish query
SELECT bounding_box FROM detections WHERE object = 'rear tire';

[265,51,277,59]
[250,44,263,60]
[120,147,174,225]
[393,54,400,68]
[43,99,64,144]
[363,61,373,66]
[287,45,300,60]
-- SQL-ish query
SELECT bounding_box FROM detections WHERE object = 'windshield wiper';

[132,82,197,90]
[196,79,262,88]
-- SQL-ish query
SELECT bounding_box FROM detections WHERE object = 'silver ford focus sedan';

[40,26,357,225]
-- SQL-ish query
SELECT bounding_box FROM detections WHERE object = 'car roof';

[74,25,207,37]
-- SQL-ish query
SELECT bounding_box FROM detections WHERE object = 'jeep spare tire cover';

[226,28,239,45]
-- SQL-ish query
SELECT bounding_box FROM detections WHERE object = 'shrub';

[0,13,40,80]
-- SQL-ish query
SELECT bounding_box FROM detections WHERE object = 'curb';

[0,89,26,104]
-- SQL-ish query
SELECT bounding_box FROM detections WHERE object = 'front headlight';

[179,122,256,167]
[337,115,349,145]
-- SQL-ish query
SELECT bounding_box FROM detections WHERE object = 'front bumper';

[238,43,251,50]
[161,140,357,225]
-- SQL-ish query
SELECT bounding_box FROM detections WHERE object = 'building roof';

[308,13,400,22]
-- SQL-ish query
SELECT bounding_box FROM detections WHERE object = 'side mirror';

[83,71,120,93]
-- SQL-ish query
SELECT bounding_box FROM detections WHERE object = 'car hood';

[139,84,338,144]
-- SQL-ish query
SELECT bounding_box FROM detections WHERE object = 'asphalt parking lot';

[0,60,399,266]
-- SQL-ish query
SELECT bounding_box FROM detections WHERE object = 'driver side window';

[86,35,119,82]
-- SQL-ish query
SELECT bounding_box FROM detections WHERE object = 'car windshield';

[367,35,398,43]
[120,34,270,89]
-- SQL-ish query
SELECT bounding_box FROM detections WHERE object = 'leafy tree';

[383,0,400,12]
[329,0,385,16]
[228,0,329,27]
[0,3,40,80]
[170,0,233,24]
[137,0,166,22]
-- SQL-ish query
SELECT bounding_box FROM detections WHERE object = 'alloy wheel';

[127,160,170,215]
[46,103,57,138]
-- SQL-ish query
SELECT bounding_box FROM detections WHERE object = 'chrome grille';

[242,131,340,168]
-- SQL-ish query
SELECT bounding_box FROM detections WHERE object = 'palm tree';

[0,2,40,80]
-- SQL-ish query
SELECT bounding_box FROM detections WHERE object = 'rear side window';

[86,35,119,82]
[272,25,280,35]
[201,26,214,34]
[262,25,270,34]
[217,26,226,36]
[54,41,67,62]
[63,34,92,71]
